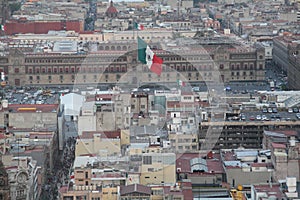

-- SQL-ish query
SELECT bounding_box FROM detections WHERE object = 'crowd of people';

[40,137,76,200]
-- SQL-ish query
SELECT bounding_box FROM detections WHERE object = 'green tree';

[9,2,21,15]
[85,17,93,25]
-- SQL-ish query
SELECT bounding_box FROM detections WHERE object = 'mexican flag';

[0,25,4,31]
[177,79,186,87]
[134,22,144,30]
[138,37,163,76]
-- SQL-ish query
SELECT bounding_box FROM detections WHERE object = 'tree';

[9,2,21,15]
[85,17,93,25]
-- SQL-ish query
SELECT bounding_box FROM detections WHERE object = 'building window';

[48,75,52,80]
[143,156,152,165]
[14,68,19,73]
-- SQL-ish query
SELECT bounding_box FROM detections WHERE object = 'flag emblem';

[134,22,144,30]
[138,37,163,76]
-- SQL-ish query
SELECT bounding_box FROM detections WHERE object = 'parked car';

[256,115,262,120]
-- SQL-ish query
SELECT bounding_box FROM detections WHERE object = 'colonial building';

[0,38,265,87]
[0,160,10,200]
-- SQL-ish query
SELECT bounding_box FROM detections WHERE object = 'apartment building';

[169,132,198,153]
[75,131,121,157]
[140,152,176,186]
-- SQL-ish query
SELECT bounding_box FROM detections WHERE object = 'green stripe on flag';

[138,37,147,64]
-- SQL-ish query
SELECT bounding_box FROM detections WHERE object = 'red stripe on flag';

[150,54,163,76]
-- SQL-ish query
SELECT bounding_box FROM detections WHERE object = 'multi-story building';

[273,35,300,74]
[263,130,300,182]
[287,38,300,89]
[0,160,10,200]
[169,132,198,153]
[140,152,176,186]
[199,120,300,150]
[75,131,122,157]
[0,0,9,25]
[0,37,265,87]
[2,155,41,200]
[0,103,59,130]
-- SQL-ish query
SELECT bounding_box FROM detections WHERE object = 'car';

[272,108,278,113]
[249,116,255,121]
[271,114,276,118]
[268,108,273,113]
[262,108,268,113]
[256,115,262,120]
[293,107,299,113]
[275,113,281,118]
[288,108,293,113]
[240,114,246,120]
[261,115,267,120]
[296,113,300,119]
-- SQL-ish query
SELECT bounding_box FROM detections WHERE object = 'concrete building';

[176,153,226,187]
[60,92,85,121]
[251,183,286,200]
[78,101,97,136]
[199,120,300,150]
[0,104,59,130]
[221,149,273,188]
[75,131,122,157]
[287,38,300,89]
[169,133,198,153]
[0,37,266,87]
[140,152,176,186]
[263,130,300,182]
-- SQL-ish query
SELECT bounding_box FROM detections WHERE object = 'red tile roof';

[80,130,121,139]
[271,142,286,149]
[253,184,285,199]
[0,134,6,140]
[120,184,151,196]
[29,132,54,139]
[176,153,224,174]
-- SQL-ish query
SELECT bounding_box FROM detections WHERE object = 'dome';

[106,0,118,16]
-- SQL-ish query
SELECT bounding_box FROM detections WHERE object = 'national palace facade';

[0,39,266,87]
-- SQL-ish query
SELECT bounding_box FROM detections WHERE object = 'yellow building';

[75,131,121,157]
[140,153,176,185]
